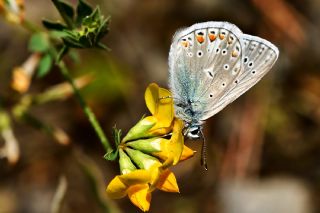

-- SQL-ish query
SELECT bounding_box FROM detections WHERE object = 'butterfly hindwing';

[169,22,244,124]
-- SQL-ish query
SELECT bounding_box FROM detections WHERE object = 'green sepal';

[119,149,136,175]
[122,116,156,142]
[125,148,159,170]
[126,138,162,153]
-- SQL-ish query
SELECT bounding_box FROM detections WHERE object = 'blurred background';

[1,0,320,212]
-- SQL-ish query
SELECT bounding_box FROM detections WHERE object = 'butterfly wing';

[169,22,244,124]
[200,34,279,120]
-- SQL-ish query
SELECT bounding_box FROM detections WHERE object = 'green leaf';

[42,19,67,31]
[112,127,122,146]
[49,30,70,39]
[104,149,119,161]
[37,53,53,78]
[76,0,93,25]
[28,33,50,53]
[52,0,75,28]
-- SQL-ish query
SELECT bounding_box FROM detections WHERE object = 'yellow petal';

[106,176,128,199]
[145,83,174,129]
[167,119,185,166]
[128,184,151,212]
[119,169,152,186]
[148,126,172,136]
[179,145,195,161]
[157,169,179,193]
[155,87,174,127]
[145,83,159,115]
[151,138,170,161]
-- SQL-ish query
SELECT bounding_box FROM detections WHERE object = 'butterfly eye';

[223,64,229,70]
[187,127,201,139]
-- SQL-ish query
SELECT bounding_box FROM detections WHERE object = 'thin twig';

[51,175,68,213]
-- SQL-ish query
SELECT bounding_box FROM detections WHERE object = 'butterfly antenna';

[200,129,208,170]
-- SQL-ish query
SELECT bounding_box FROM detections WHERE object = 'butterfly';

[168,21,279,169]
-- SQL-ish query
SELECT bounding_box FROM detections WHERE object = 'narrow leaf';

[28,33,50,53]
[37,53,53,78]
[52,0,75,28]
[76,0,93,25]
[42,19,67,31]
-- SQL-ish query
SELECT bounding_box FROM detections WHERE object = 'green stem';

[57,61,113,154]
[6,14,114,155]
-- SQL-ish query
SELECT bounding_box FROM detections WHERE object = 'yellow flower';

[106,149,179,212]
[106,83,195,211]
[122,83,174,142]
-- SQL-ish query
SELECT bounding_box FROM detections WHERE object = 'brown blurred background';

[1,0,320,212]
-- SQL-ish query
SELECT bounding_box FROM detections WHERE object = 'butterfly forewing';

[169,22,244,124]
[201,34,279,120]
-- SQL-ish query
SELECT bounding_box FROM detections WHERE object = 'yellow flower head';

[106,83,195,211]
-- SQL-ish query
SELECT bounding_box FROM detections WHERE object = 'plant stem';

[57,61,113,154]
[2,9,114,155]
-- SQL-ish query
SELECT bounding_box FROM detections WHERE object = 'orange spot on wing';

[219,34,225,40]
[209,34,216,41]
[181,41,189,47]
[196,35,204,44]
[232,50,238,57]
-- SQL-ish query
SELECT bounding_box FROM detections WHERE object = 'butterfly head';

[185,125,202,140]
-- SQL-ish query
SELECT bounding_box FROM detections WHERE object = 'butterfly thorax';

[174,99,204,139]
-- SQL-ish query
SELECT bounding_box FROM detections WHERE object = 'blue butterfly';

[168,22,279,168]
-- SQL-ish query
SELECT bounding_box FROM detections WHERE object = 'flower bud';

[119,149,136,175]
[122,116,157,142]
[126,137,163,153]
[125,148,161,170]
